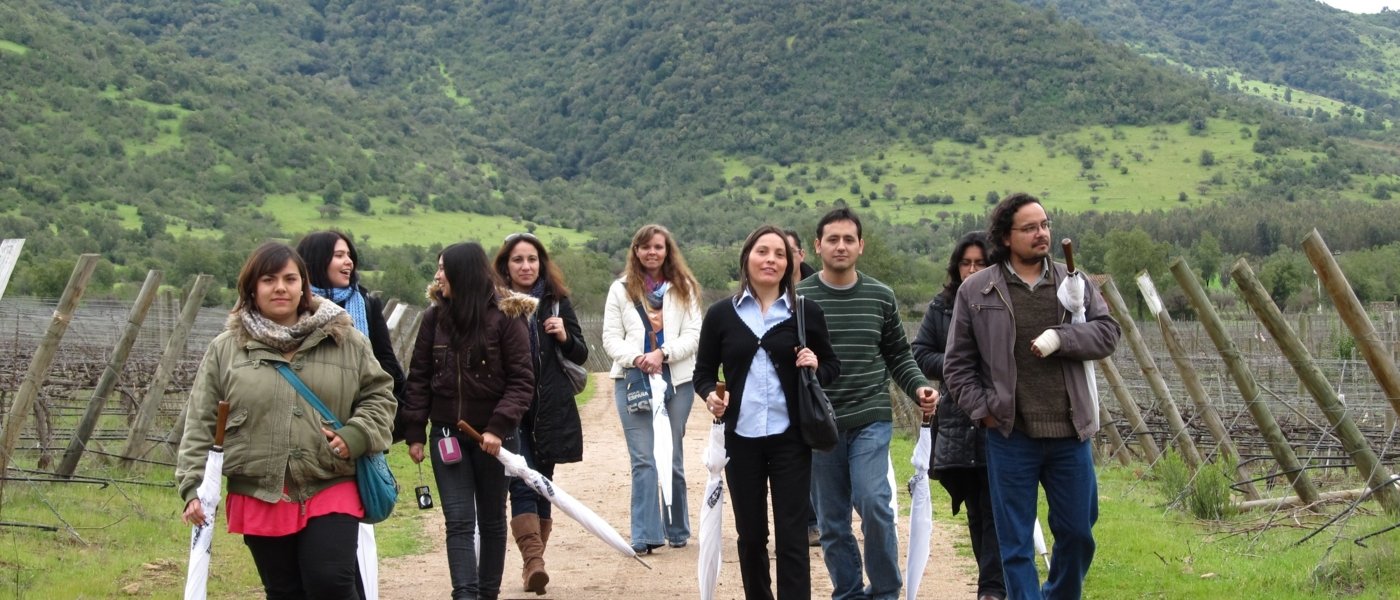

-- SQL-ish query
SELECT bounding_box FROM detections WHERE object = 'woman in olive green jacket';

[176,242,395,599]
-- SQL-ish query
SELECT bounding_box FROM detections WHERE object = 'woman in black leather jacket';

[911,231,1006,600]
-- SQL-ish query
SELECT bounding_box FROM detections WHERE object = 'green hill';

[7,0,1400,310]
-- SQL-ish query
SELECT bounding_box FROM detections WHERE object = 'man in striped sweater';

[798,208,938,600]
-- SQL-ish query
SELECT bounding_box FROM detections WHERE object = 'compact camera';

[415,485,434,510]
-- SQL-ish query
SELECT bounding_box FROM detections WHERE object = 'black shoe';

[631,542,662,555]
[807,526,821,547]
[668,540,687,549]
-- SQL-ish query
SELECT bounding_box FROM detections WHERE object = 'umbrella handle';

[456,419,484,445]
[713,382,726,425]
[921,413,933,427]
[1060,238,1076,274]
[213,401,230,449]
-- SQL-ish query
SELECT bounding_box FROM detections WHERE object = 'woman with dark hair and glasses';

[492,232,587,594]
[911,231,1005,600]
[602,223,703,554]
[692,225,840,599]
[400,242,535,600]
[176,242,396,599]
[295,231,405,431]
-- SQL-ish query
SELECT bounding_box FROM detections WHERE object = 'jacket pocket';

[970,303,1006,312]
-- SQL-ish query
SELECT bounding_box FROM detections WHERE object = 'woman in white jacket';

[602,223,703,554]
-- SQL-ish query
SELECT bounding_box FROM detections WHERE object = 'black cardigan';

[692,295,841,440]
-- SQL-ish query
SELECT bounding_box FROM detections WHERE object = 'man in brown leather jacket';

[944,192,1120,600]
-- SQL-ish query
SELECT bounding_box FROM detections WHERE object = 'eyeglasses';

[1013,220,1051,235]
[958,260,987,268]
[503,232,539,245]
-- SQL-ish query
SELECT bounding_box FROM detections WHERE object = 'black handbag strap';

[635,301,660,352]
[795,295,807,348]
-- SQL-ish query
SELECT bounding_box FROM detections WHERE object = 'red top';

[226,481,364,536]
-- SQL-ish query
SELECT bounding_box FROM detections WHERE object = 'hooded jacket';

[176,297,397,506]
[400,289,536,445]
[944,261,1120,441]
[912,293,987,472]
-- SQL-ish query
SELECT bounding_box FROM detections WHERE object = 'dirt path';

[381,376,977,599]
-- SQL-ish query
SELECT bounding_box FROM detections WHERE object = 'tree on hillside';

[1104,228,1171,319]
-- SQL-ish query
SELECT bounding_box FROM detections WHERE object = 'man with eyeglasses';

[943,192,1120,599]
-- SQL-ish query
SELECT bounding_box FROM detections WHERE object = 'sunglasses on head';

[503,232,539,245]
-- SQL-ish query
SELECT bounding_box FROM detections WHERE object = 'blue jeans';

[811,420,901,600]
[509,421,554,520]
[613,378,693,546]
[432,425,516,600]
[985,429,1098,600]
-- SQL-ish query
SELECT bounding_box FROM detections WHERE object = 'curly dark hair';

[938,231,991,303]
[986,192,1041,265]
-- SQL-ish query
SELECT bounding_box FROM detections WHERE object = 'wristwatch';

[660,348,670,362]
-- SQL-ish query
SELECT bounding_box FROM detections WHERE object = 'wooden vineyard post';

[1232,257,1400,514]
[57,270,163,477]
[1171,257,1321,506]
[1098,403,1133,467]
[0,254,100,502]
[1136,272,1260,500]
[1097,356,1162,464]
[1100,277,1204,469]
[1303,229,1400,420]
[121,274,212,466]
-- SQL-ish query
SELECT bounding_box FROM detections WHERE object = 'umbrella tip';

[633,555,654,570]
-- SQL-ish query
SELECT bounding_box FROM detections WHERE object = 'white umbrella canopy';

[904,419,934,600]
[357,525,380,600]
[455,420,649,568]
[184,401,229,600]
[697,383,729,600]
[649,372,675,516]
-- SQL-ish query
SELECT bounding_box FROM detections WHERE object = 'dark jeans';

[985,429,1097,600]
[243,512,363,600]
[432,425,515,600]
[939,469,1006,599]
[726,427,812,600]
[509,422,555,519]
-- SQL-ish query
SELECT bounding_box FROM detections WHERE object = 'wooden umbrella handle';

[713,382,726,425]
[213,401,230,449]
[456,419,484,444]
[1061,238,1076,274]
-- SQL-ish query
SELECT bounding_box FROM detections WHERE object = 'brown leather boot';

[511,514,549,594]
[539,517,553,550]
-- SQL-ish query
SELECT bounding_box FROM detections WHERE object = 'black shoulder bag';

[795,296,839,452]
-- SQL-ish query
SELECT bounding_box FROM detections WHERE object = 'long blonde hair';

[622,224,700,309]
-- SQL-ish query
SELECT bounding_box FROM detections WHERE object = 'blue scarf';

[312,284,368,335]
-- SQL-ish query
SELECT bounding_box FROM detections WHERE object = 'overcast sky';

[1319,0,1391,13]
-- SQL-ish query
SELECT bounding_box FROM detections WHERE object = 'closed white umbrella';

[649,371,675,518]
[697,383,728,600]
[357,525,379,599]
[904,418,934,600]
[184,401,229,600]
[455,420,650,568]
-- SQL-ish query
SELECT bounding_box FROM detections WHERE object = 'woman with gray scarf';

[176,242,396,599]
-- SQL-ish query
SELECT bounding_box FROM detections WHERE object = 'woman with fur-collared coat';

[177,242,396,599]
[400,242,535,600]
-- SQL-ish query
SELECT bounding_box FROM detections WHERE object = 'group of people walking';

[175,192,1120,600]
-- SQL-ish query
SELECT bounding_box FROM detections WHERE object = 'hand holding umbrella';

[698,383,729,600]
[184,401,230,600]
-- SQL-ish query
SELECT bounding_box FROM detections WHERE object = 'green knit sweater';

[797,272,929,430]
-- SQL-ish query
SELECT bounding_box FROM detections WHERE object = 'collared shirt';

[1003,258,1052,290]
[733,289,792,438]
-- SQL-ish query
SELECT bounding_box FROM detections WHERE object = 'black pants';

[243,512,363,600]
[432,424,514,600]
[941,468,1007,599]
[726,427,812,600]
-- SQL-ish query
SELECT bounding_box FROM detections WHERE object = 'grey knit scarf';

[240,298,345,352]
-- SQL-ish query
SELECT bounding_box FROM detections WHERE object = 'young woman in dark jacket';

[692,225,840,600]
[401,242,535,600]
[911,230,1005,600]
[296,231,406,433]
[493,232,587,594]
